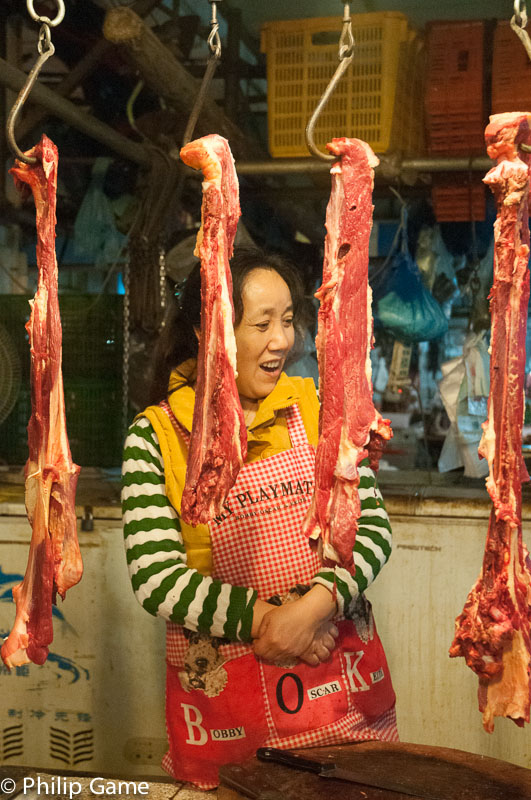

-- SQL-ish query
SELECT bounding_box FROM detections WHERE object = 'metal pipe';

[404,156,493,172]
[0,48,494,180]
[0,56,150,167]
[234,156,494,176]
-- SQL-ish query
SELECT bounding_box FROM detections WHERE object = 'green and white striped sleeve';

[121,416,257,641]
[311,459,392,616]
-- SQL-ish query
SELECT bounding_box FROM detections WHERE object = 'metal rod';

[234,156,494,176]
[0,56,150,167]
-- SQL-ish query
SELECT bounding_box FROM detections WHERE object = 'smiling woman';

[121,245,397,789]
[147,247,306,408]
[234,268,296,424]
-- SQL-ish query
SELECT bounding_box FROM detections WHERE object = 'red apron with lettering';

[162,404,397,789]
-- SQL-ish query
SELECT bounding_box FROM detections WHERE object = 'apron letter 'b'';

[182,704,208,745]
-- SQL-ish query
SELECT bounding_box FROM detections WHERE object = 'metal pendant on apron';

[162,403,397,789]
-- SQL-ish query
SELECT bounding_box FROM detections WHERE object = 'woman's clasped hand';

[251,584,339,666]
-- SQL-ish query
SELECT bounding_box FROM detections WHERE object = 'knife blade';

[256,747,438,800]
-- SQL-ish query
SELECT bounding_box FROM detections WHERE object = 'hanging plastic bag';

[437,331,490,478]
[73,157,125,265]
[373,199,448,344]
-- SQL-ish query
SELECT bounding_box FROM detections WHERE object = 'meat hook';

[510,0,531,62]
[6,0,65,165]
[305,2,355,162]
[182,0,222,146]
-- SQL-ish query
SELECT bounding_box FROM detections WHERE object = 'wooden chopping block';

[218,741,531,800]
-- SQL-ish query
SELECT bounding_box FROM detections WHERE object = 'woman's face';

[234,268,295,405]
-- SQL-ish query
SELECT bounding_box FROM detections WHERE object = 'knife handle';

[256,747,332,774]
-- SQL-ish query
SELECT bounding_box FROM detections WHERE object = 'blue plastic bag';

[375,252,449,343]
[372,202,448,343]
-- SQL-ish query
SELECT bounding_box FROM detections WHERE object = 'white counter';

[1,468,531,775]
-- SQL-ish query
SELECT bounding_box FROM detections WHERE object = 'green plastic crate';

[0,379,124,468]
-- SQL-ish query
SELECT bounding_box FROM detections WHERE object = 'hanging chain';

[468,229,482,297]
[122,259,131,440]
[159,245,167,317]
[466,167,481,298]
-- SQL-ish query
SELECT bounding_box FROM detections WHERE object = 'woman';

[122,247,397,790]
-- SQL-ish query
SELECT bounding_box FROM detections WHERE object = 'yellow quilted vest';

[140,361,318,576]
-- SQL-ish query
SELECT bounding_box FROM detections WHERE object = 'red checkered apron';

[161,402,397,789]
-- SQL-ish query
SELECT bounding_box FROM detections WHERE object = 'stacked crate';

[425,20,486,155]
[261,12,425,158]
[431,177,486,223]
[425,21,487,221]
[491,20,531,115]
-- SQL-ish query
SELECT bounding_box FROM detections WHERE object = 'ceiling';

[1,0,519,257]
[201,0,516,36]
[89,1,518,40]
[0,0,515,346]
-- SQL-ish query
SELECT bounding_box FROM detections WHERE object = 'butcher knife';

[256,747,443,800]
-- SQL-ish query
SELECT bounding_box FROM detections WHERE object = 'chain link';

[511,1,531,61]
[338,2,355,60]
[26,0,65,27]
[207,1,221,57]
[514,0,528,27]
[37,24,53,55]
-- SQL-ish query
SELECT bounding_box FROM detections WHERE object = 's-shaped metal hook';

[6,0,65,165]
[305,2,355,162]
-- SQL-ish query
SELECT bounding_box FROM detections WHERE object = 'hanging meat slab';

[1,135,82,668]
[449,112,531,732]
[179,134,246,525]
[302,138,392,574]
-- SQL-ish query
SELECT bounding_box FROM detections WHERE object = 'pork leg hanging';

[179,134,246,526]
[449,112,531,732]
[1,135,82,668]
[302,138,392,574]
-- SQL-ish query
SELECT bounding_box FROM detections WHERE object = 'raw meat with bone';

[302,138,392,574]
[179,135,246,525]
[1,135,82,668]
[449,112,531,732]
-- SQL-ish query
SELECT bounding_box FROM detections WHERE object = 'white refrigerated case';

[0,474,168,777]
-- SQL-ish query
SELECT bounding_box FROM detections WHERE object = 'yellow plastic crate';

[261,12,425,158]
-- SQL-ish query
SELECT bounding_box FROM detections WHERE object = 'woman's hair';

[148,246,306,404]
